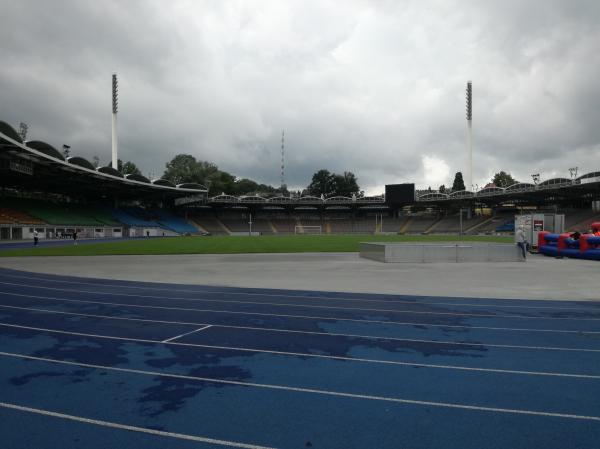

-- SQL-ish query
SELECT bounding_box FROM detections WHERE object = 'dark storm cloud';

[1,0,599,193]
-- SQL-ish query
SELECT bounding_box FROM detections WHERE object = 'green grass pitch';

[0,234,513,257]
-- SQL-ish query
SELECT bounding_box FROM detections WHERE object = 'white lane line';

[1,296,595,336]
[0,272,595,310]
[1,352,600,422]
[2,303,599,353]
[0,285,598,322]
[0,401,274,449]
[3,291,600,336]
[1,323,599,379]
[162,325,212,343]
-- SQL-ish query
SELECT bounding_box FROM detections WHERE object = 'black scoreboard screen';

[385,183,415,205]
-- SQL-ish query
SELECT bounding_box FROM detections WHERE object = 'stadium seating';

[270,218,297,234]
[150,209,199,234]
[472,212,514,234]
[565,210,600,231]
[108,208,162,228]
[431,215,488,234]
[0,208,44,225]
[11,199,105,226]
[403,216,439,234]
[189,216,229,235]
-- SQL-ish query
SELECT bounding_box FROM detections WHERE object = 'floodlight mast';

[466,81,473,191]
[280,130,285,189]
[111,74,118,170]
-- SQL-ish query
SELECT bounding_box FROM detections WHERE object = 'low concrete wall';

[360,242,521,263]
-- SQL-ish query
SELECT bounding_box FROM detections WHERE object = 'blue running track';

[0,267,599,448]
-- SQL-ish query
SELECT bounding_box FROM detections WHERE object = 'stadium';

[2,103,600,449]
[1,5,600,444]
[2,117,600,241]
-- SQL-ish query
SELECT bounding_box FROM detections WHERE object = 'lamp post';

[569,167,578,180]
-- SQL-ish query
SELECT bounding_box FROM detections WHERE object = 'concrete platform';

[0,252,598,301]
[360,242,521,263]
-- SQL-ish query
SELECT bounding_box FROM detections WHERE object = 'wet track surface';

[0,267,599,449]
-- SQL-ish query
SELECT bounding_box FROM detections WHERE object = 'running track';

[0,267,599,448]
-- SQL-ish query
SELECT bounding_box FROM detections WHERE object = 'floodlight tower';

[280,130,285,189]
[466,81,473,191]
[111,74,119,169]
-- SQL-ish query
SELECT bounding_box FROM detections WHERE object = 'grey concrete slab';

[360,242,521,263]
[0,252,598,301]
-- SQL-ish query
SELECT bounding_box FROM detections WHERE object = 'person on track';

[516,225,527,260]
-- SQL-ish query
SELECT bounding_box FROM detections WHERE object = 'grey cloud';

[1,0,599,194]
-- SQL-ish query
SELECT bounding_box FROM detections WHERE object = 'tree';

[307,169,362,197]
[492,171,517,188]
[452,172,466,191]
[234,178,259,195]
[162,154,204,184]
[438,184,446,193]
[307,169,335,197]
[117,159,141,176]
[162,154,234,194]
[331,171,361,197]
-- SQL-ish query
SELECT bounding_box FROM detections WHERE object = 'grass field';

[0,234,513,257]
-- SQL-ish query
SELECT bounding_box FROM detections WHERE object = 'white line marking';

[2,303,598,353]
[2,291,600,335]
[2,281,598,321]
[0,271,596,310]
[0,401,274,449]
[1,352,600,422]
[0,285,598,322]
[1,323,599,379]
[162,325,212,343]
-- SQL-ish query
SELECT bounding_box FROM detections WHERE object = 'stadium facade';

[2,119,600,239]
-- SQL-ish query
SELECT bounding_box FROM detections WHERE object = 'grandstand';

[2,117,600,241]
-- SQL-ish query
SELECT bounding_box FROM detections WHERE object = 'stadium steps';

[466,216,494,234]
[190,219,209,234]
[215,217,232,235]
[423,217,443,234]
[399,217,412,234]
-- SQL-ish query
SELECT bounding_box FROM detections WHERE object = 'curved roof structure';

[325,196,352,202]
[177,182,207,190]
[67,156,96,171]
[239,195,267,203]
[26,141,64,161]
[210,194,238,202]
[268,196,295,203]
[297,196,323,203]
[0,120,207,199]
[419,192,448,200]
[506,182,534,191]
[152,178,175,187]
[97,166,123,177]
[478,186,505,196]
[0,121,22,144]
[578,171,600,182]
[448,190,474,198]
[125,173,151,183]
[539,177,570,186]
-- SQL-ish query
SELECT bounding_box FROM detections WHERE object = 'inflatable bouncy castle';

[538,222,600,260]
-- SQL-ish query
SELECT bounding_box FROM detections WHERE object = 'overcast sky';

[1,0,599,194]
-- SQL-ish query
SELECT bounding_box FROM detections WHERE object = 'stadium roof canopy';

[0,121,207,200]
